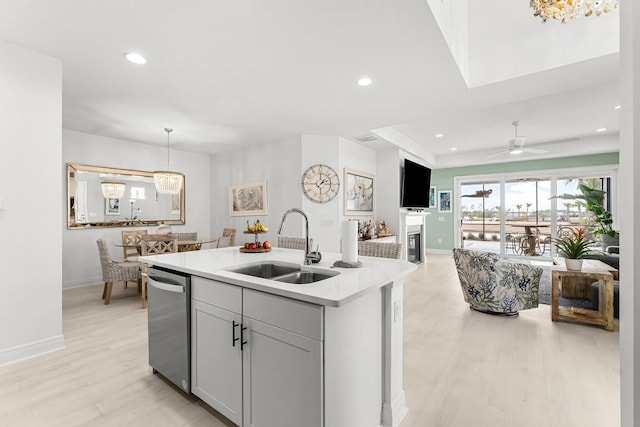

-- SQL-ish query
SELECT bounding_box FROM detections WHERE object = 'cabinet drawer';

[243,289,323,340]
[192,276,242,313]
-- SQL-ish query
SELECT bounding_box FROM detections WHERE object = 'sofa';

[453,248,543,316]
[587,245,620,318]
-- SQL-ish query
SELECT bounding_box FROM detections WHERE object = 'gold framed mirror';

[67,163,185,229]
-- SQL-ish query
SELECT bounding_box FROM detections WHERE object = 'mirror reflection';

[67,163,185,229]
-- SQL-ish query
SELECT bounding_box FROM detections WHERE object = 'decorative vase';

[565,258,583,271]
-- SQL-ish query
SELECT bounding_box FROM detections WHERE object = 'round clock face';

[302,164,340,203]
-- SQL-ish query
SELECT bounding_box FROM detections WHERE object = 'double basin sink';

[226,262,339,284]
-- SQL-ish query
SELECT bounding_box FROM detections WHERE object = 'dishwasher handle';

[148,277,185,293]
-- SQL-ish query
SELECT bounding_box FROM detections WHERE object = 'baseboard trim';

[0,335,65,367]
[63,276,102,289]
[426,248,451,255]
[381,390,408,427]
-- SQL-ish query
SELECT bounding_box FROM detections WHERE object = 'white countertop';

[140,247,417,307]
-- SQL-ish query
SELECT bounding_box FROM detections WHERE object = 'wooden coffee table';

[551,258,617,332]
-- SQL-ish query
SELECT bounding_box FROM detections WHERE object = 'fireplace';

[407,225,422,263]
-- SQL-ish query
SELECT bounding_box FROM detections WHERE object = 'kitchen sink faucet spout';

[277,208,317,265]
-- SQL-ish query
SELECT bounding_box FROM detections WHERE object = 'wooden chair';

[121,229,148,262]
[222,228,237,246]
[140,235,178,308]
[96,239,142,305]
[358,241,402,259]
[278,236,313,250]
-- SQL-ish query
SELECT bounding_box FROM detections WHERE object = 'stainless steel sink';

[228,263,300,279]
[274,270,338,284]
[226,262,339,284]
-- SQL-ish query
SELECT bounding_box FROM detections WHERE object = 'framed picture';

[429,186,436,208]
[105,197,120,216]
[344,169,374,215]
[229,180,268,216]
[438,190,452,213]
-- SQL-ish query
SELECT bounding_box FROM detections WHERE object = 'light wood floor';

[0,254,619,426]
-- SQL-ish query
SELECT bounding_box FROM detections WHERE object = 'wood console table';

[551,259,616,332]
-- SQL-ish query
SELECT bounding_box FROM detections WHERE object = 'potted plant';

[553,227,593,270]
[554,183,618,247]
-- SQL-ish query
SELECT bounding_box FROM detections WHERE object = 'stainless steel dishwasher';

[147,266,191,393]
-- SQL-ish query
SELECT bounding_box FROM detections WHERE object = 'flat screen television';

[401,158,432,208]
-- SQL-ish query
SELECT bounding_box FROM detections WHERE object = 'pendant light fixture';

[101,181,126,199]
[153,127,183,194]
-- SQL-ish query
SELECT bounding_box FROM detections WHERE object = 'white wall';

[0,41,63,364]
[300,136,378,253]
[619,1,639,425]
[301,135,341,252]
[63,130,211,288]
[209,139,302,248]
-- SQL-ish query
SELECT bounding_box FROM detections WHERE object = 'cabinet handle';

[240,324,248,351]
[232,321,240,347]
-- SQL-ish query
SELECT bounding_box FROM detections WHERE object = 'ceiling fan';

[486,121,549,159]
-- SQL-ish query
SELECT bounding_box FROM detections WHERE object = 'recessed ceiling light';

[124,52,147,65]
[435,133,444,138]
[614,105,621,110]
[450,147,457,151]
[356,76,372,86]
[596,127,607,132]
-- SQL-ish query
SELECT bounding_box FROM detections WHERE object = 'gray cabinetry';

[191,276,323,427]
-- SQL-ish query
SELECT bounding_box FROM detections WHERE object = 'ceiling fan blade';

[523,147,548,154]
[485,150,510,159]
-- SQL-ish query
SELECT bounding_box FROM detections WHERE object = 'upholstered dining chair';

[96,239,142,305]
[222,228,237,246]
[217,236,232,248]
[358,241,402,259]
[139,234,178,308]
[453,248,542,316]
[121,229,148,262]
[176,232,201,252]
[278,236,313,250]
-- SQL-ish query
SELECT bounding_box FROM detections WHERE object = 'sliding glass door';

[455,169,615,259]
[504,179,551,257]
[459,182,501,254]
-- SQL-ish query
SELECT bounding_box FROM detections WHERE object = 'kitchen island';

[141,247,416,427]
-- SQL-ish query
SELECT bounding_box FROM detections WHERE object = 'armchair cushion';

[453,248,542,315]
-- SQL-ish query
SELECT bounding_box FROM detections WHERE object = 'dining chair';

[139,234,178,308]
[121,229,148,262]
[96,239,142,305]
[217,236,232,248]
[278,236,313,250]
[358,241,402,259]
[222,228,237,246]
[176,232,201,252]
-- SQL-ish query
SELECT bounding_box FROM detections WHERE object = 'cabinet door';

[243,318,323,427]
[191,299,243,425]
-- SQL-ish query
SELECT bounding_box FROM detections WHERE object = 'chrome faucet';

[277,208,319,265]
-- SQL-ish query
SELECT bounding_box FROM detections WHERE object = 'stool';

[591,280,619,318]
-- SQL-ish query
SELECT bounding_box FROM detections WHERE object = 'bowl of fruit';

[240,240,271,253]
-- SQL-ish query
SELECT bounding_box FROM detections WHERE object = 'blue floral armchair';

[453,248,543,316]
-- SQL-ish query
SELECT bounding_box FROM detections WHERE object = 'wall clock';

[301,164,340,203]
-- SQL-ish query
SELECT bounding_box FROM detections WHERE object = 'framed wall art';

[344,169,374,216]
[429,186,436,208]
[229,180,268,216]
[105,197,120,216]
[438,190,452,213]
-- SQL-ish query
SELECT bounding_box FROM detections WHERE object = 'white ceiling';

[0,0,621,167]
